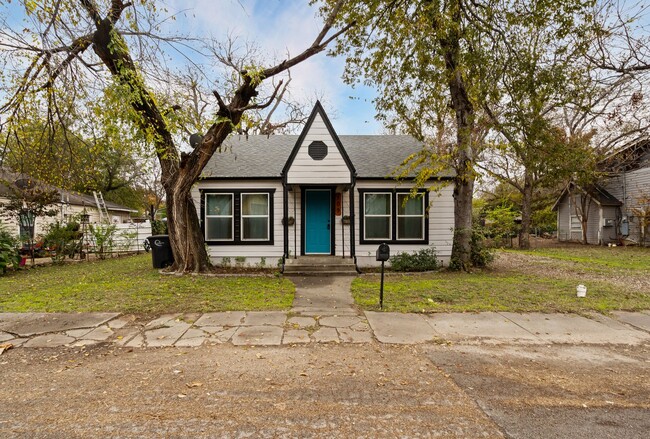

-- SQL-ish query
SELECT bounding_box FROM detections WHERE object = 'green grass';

[0,254,295,314]
[352,247,650,314]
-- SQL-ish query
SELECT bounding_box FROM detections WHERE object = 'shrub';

[485,205,518,234]
[0,224,19,274]
[449,228,495,270]
[470,228,494,268]
[151,219,167,235]
[390,247,440,272]
[43,221,83,262]
[89,224,117,259]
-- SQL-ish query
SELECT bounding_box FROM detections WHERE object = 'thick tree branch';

[262,0,354,78]
[109,0,133,24]
[234,80,283,112]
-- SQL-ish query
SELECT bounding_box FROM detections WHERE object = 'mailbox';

[376,243,390,262]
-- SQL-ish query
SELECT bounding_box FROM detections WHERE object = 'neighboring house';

[0,168,138,239]
[553,183,622,244]
[554,139,650,245]
[192,101,455,270]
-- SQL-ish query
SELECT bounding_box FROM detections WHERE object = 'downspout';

[293,187,297,259]
[282,176,289,273]
[341,187,345,259]
[350,172,359,272]
[623,171,627,214]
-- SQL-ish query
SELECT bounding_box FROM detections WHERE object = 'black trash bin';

[147,235,174,268]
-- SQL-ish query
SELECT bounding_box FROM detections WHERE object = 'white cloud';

[162,0,380,133]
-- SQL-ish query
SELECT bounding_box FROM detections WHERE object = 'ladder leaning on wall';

[93,191,111,224]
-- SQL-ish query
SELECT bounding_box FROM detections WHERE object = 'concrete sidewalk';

[366,310,650,345]
[1,309,649,349]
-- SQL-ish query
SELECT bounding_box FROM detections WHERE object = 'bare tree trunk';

[580,196,592,245]
[452,166,474,269]
[443,2,475,270]
[164,187,209,272]
[519,173,533,249]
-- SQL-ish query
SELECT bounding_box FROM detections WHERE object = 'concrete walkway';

[1,277,650,349]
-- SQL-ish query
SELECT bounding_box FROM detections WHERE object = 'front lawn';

[352,246,650,314]
[510,245,650,272]
[0,254,295,314]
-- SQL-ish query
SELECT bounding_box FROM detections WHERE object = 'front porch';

[283,255,358,276]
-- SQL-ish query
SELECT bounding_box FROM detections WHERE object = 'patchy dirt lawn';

[494,251,650,293]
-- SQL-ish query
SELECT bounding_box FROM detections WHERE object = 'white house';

[0,168,138,239]
[554,139,650,245]
[192,102,455,271]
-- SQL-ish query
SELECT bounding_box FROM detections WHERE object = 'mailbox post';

[376,243,390,309]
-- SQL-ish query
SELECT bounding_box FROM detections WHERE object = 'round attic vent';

[308,141,328,160]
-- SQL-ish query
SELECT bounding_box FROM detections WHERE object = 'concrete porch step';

[285,256,356,266]
[283,256,358,276]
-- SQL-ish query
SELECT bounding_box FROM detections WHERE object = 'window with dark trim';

[397,193,425,240]
[241,193,270,241]
[205,193,234,241]
[202,189,275,245]
[359,189,428,244]
[364,192,391,240]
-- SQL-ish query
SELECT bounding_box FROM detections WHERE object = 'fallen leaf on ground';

[0,343,14,355]
[186,382,203,388]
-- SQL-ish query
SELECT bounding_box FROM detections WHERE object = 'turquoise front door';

[305,189,331,254]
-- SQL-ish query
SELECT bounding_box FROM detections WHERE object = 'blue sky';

[164,0,382,134]
[1,0,382,135]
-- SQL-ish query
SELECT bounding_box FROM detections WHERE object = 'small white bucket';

[576,284,587,298]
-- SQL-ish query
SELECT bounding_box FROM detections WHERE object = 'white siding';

[557,192,614,245]
[286,114,351,185]
[586,201,601,244]
[0,198,133,238]
[335,186,352,257]
[556,194,571,242]
[604,166,650,243]
[192,180,284,267]
[600,205,618,244]
[354,180,454,267]
[287,186,301,259]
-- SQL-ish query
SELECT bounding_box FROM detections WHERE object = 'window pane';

[206,194,232,216]
[243,217,268,240]
[398,194,423,215]
[365,217,390,239]
[206,217,232,240]
[398,217,423,239]
[365,194,390,215]
[242,194,268,215]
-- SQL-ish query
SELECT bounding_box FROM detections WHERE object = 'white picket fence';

[83,222,153,254]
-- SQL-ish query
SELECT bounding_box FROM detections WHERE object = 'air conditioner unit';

[603,218,614,227]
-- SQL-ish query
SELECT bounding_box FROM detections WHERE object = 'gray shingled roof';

[201,134,439,179]
[583,184,622,207]
[0,168,137,212]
